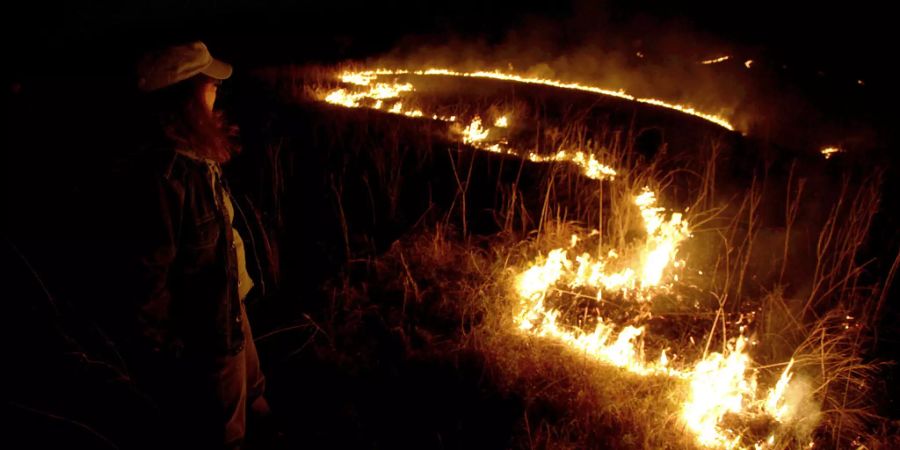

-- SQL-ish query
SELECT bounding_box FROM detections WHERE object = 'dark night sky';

[3,0,892,82]
[4,0,895,150]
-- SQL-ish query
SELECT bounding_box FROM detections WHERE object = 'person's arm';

[123,165,185,354]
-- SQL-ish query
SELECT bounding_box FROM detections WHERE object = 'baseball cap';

[136,41,232,92]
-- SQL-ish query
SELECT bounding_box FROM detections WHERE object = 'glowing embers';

[701,56,732,65]
[327,68,735,131]
[820,146,842,159]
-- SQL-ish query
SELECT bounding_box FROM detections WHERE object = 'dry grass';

[313,115,890,448]
[9,64,894,450]
[248,65,899,448]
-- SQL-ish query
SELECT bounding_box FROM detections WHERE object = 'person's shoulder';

[121,142,205,182]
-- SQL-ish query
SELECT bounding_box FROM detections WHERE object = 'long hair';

[143,75,239,162]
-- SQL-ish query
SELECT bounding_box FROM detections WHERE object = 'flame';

[635,188,689,286]
[527,151,618,180]
[320,68,730,175]
[340,72,376,86]
[513,187,691,372]
[324,88,361,108]
[514,186,689,308]
[764,359,795,422]
[462,116,490,144]
[321,67,802,448]
[323,77,413,109]
[683,337,755,448]
[634,98,732,130]
[324,69,734,131]
[820,147,842,159]
[512,186,799,448]
[701,56,731,65]
[745,60,754,69]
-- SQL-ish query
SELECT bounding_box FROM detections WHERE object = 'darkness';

[4,1,898,448]
[6,0,894,149]
[3,1,894,77]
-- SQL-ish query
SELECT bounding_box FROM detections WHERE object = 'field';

[5,64,899,449]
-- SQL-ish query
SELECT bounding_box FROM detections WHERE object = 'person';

[111,40,277,450]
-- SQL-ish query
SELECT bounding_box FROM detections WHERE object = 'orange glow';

[325,69,735,131]
[820,147,842,159]
[682,337,754,448]
[319,67,804,448]
[701,56,731,65]
[527,150,618,180]
[462,116,489,144]
[764,359,795,422]
[513,187,800,448]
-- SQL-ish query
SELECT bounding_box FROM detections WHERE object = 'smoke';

[782,374,822,444]
[358,2,881,152]
[363,7,749,127]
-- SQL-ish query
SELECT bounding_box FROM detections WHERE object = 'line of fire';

[5,2,898,449]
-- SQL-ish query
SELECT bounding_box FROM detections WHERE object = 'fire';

[513,187,691,373]
[320,65,800,448]
[324,88,361,108]
[745,60,754,69]
[512,186,798,448]
[634,98,732,130]
[820,147,842,159]
[682,337,755,448]
[635,188,689,286]
[764,359,795,422]
[462,116,490,144]
[701,56,731,65]
[340,72,377,86]
[527,151,618,180]
[323,78,413,109]
[323,68,735,131]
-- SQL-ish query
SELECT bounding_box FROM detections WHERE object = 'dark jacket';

[110,144,277,359]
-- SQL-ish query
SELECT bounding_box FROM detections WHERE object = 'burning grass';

[257,100,884,449]
[300,214,881,448]
[254,64,894,448]
[14,63,891,449]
